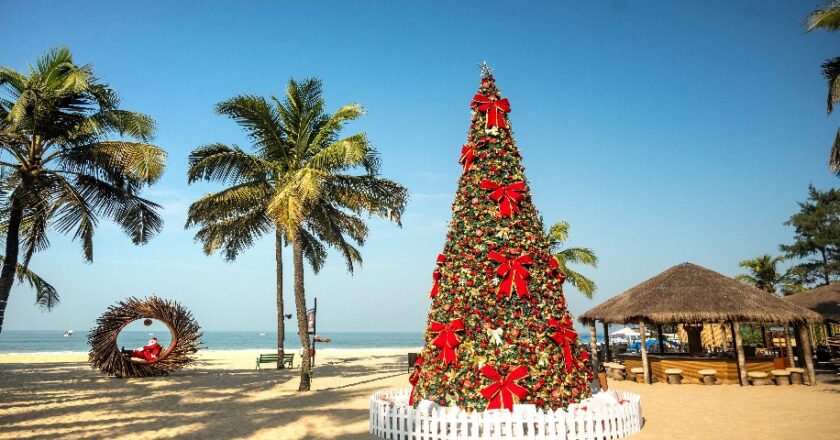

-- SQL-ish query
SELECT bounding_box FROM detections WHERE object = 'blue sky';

[1,1,837,333]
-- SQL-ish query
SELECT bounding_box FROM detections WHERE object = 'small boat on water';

[258,332,266,336]
[64,330,74,337]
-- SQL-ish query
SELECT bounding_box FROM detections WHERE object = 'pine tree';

[410,68,592,412]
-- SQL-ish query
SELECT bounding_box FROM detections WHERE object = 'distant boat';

[258,332,266,336]
[64,330,74,337]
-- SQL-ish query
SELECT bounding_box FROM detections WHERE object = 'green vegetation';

[735,254,802,296]
[0,47,166,333]
[546,221,598,299]
[780,185,840,287]
[805,1,840,174]
[187,78,407,390]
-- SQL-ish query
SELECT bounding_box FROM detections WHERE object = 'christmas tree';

[410,66,593,412]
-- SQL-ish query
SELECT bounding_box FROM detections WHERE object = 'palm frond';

[187,143,270,184]
[830,127,840,174]
[0,255,59,310]
[308,133,371,172]
[556,247,597,267]
[216,95,285,156]
[806,1,840,32]
[193,207,271,261]
[822,57,840,114]
[186,181,271,227]
[563,268,597,299]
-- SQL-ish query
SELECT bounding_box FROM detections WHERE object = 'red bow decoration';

[548,316,579,372]
[409,355,424,405]
[472,94,511,129]
[429,319,464,365]
[480,365,529,411]
[459,143,477,173]
[480,180,526,218]
[489,251,533,297]
[429,254,446,298]
[548,257,567,284]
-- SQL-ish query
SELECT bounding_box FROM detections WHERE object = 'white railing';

[370,389,642,440]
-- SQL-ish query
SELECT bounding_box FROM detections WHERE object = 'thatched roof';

[785,283,840,323]
[578,262,822,325]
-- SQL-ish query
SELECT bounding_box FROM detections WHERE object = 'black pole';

[312,297,317,367]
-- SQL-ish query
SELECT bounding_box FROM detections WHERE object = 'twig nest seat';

[88,295,202,378]
[770,369,791,386]
[630,367,645,383]
[786,367,805,385]
[747,371,771,386]
[664,368,683,384]
[698,369,718,385]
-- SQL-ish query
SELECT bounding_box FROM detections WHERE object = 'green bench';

[256,353,294,369]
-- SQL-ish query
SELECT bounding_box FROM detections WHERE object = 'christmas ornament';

[489,251,533,297]
[430,319,465,365]
[472,94,511,129]
[481,180,526,218]
[480,365,529,410]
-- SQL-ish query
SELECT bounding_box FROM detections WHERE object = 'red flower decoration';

[429,319,465,365]
[489,251,533,297]
[459,143,477,174]
[480,180,525,218]
[479,365,529,410]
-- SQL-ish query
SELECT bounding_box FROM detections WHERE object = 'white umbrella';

[610,327,640,338]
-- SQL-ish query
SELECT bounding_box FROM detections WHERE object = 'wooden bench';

[256,353,294,369]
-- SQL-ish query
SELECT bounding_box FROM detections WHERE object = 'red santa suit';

[131,338,162,361]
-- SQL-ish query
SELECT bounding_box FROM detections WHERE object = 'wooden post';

[603,322,612,362]
[639,320,650,384]
[588,321,599,369]
[797,323,817,385]
[761,326,769,348]
[732,321,747,386]
[784,325,795,368]
[657,324,666,353]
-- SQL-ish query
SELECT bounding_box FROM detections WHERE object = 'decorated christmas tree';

[410,66,593,412]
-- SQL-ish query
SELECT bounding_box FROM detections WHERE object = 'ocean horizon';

[0,330,604,354]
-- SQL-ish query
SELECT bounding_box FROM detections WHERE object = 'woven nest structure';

[88,295,202,378]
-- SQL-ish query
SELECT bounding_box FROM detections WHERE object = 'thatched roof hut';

[579,262,822,325]
[785,283,840,323]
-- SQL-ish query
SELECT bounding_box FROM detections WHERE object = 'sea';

[0,330,602,354]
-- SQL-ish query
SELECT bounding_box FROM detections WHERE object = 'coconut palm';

[0,47,165,333]
[806,1,840,173]
[735,254,803,296]
[186,79,407,383]
[545,220,598,299]
[267,78,407,390]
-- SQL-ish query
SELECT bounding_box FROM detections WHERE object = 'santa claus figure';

[121,337,163,361]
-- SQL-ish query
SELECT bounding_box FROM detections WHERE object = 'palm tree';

[735,254,802,296]
[806,1,840,173]
[186,79,407,383]
[267,78,407,390]
[545,221,598,299]
[0,47,165,333]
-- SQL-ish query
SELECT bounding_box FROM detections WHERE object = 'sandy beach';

[1,349,838,439]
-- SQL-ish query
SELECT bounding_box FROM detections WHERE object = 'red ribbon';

[459,143,477,173]
[480,365,529,411]
[429,254,445,298]
[472,94,511,129]
[489,251,533,297]
[480,180,525,218]
[429,319,464,365]
[548,316,579,372]
[409,355,424,405]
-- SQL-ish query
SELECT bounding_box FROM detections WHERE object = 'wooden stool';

[770,369,791,385]
[786,367,805,385]
[698,369,717,385]
[665,368,683,384]
[748,371,770,386]
[630,367,645,383]
[611,364,626,381]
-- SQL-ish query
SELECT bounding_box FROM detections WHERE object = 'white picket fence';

[369,389,642,440]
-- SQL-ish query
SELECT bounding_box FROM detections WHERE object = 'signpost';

[307,298,317,366]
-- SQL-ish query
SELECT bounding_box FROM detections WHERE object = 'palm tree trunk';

[0,194,23,334]
[275,229,285,369]
[293,233,312,391]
